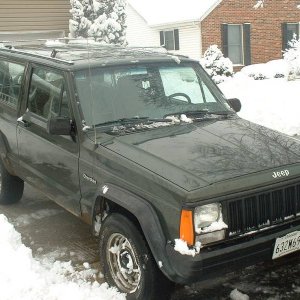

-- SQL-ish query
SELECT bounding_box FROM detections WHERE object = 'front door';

[17,65,80,214]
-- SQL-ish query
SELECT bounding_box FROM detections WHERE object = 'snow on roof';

[128,0,221,26]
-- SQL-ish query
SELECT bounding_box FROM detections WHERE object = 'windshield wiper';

[95,117,173,127]
[164,110,230,118]
[164,110,208,117]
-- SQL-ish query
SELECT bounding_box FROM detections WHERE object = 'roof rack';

[0,40,74,65]
[0,38,187,64]
[0,47,74,65]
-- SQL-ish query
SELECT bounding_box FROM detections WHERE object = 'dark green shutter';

[282,23,288,50]
[243,23,251,66]
[174,29,180,50]
[160,31,164,47]
[221,24,228,57]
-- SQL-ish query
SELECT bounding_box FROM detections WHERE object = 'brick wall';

[201,0,300,64]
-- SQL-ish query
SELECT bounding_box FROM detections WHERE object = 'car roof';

[0,40,194,71]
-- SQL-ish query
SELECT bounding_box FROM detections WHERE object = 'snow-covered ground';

[0,214,124,300]
[0,212,255,300]
[219,60,300,137]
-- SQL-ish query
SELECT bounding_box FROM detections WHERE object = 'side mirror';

[47,117,71,135]
[227,98,242,113]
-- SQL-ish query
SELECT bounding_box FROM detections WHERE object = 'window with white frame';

[222,23,251,66]
[227,25,243,65]
[282,23,300,50]
[160,29,180,51]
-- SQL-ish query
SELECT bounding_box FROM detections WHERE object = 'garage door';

[0,0,70,33]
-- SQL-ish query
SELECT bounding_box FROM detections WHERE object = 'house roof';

[128,0,221,27]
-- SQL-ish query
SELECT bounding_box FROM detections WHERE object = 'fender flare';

[0,131,15,174]
[0,131,8,158]
[91,183,177,281]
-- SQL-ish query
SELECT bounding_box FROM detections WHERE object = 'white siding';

[0,0,70,33]
[126,5,201,60]
[170,25,201,61]
[126,5,160,47]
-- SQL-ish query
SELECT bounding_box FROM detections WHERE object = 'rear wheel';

[99,213,173,300]
[0,160,24,205]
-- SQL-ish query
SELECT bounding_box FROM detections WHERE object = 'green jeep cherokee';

[0,42,300,300]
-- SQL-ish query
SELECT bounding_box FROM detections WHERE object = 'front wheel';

[99,213,172,300]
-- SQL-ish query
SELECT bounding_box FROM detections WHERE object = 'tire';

[99,213,173,300]
[0,160,24,205]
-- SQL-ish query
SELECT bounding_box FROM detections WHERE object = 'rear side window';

[0,60,25,108]
[28,68,66,119]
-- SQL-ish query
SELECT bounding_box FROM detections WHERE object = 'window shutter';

[282,23,288,51]
[174,29,180,50]
[243,23,251,66]
[221,24,228,57]
[160,31,164,46]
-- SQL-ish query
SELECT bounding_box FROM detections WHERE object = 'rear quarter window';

[0,60,25,108]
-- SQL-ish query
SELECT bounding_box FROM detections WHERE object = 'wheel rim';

[106,233,142,293]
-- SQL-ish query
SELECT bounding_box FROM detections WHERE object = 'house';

[126,0,221,61]
[126,0,300,67]
[0,0,70,42]
[202,0,300,66]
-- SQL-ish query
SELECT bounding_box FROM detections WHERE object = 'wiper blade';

[95,117,172,127]
[165,110,209,117]
[164,110,231,118]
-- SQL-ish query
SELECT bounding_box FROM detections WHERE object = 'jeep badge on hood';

[272,170,290,178]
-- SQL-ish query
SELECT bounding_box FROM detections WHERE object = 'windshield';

[75,62,232,127]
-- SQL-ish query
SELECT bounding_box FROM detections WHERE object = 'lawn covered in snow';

[219,60,300,137]
[0,214,124,300]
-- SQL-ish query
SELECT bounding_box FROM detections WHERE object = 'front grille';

[226,183,300,236]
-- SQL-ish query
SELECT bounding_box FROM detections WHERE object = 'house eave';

[199,0,222,22]
[149,19,201,29]
[128,0,222,29]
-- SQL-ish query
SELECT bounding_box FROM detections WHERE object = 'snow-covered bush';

[201,45,233,84]
[69,0,127,45]
[283,36,300,79]
[240,60,289,80]
[248,72,267,80]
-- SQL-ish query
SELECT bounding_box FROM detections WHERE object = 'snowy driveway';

[1,185,300,299]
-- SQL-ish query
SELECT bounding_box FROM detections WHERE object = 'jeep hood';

[104,118,300,191]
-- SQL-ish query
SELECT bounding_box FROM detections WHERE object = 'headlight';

[194,203,220,232]
[194,203,227,245]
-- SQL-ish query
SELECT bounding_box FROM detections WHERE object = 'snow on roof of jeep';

[0,39,190,68]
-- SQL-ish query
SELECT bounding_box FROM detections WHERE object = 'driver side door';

[17,65,81,214]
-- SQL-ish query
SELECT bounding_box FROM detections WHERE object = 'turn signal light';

[180,210,194,246]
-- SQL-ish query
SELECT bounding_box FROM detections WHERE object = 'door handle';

[18,119,31,128]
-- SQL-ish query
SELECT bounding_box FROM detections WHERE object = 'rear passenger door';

[17,65,81,214]
[0,59,25,170]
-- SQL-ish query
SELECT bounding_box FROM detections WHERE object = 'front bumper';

[164,221,300,284]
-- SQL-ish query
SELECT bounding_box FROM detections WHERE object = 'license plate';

[272,231,300,259]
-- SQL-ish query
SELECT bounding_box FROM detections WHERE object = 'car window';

[28,68,68,119]
[159,66,216,103]
[75,62,230,126]
[50,86,71,119]
[0,60,25,108]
